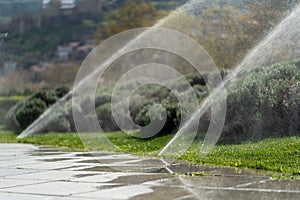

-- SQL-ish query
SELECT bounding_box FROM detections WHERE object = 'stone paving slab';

[0,144,299,200]
[0,168,42,177]
[7,170,102,181]
[0,178,46,189]
[0,181,99,196]
[75,185,153,200]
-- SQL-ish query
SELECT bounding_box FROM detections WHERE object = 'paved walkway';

[0,144,299,200]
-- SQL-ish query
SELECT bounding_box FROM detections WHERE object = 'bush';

[55,86,70,98]
[15,99,47,130]
[96,103,119,132]
[134,98,181,134]
[186,69,229,87]
[95,94,111,107]
[41,115,71,133]
[5,89,62,132]
[186,73,206,86]
[4,99,26,132]
[31,90,57,107]
[221,62,300,144]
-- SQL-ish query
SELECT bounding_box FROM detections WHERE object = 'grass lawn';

[0,96,26,101]
[0,128,299,175]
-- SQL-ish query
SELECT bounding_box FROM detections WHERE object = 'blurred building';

[0,0,43,17]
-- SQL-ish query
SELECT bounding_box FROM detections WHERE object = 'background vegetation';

[4,60,300,145]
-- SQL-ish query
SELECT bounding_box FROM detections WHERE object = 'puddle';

[95,184,125,190]
[76,159,135,164]
[76,166,121,172]
[75,165,166,173]
[75,153,111,157]
[36,149,64,152]
[107,174,170,185]
[124,159,165,166]
[131,185,191,200]
[73,173,99,178]
[166,163,271,177]
[26,152,67,156]
[40,158,73,162]
[243,179,300,190]
[34,148,67,153]
[151,168,171,174]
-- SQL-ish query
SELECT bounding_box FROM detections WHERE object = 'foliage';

[43,63,80,88]
[15,98,47,130]
[162,1,299,69]
[0,70,37,96]
[134,98,181,134]
[31,90,57,107]
[0,96,24,125]
[2,4,105,68]
[246,0,300,42]
[5,88,67,131]
[3,0,299,72]
[55,86,70,98]
[5,60,300,143]
[222,61,300,143]
[41,115,71,133]
[95,0,165,41]
[96,103,119,132]
[188,5,252,68]
[95,94,111,107]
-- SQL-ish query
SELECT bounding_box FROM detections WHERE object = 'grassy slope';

[0,129,299,175]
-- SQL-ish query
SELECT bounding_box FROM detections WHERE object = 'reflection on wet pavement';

[0,144,299,200]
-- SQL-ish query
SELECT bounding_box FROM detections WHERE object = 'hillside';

[0,0,188,70]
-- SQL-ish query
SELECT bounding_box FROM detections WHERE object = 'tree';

[192,5,251,68]
[0,70,37,96]
[163,1,300,69]
[246,0,300,42]
[95,0,164,41]
[43,62,80,88]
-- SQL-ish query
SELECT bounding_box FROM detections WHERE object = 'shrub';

[192,84,208,99]
[96,103,119,132]
[186,69,229,87]
[186,73,206,86]
[4,99,26,132]
[5,89,61,132]
[55,86,70,98]
[41,115,71,133]
[134,98,181,134]
[221,62,300,144]
[95,94,111,107]
[15,98,47,130]
[31,90,57,107]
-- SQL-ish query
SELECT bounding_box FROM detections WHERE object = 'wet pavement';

[0,144,299,200]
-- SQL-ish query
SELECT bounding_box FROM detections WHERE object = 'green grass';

[0,96,26,102]
[0,129,85,151]
[0,129,299,175]
[182,137,300,175]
